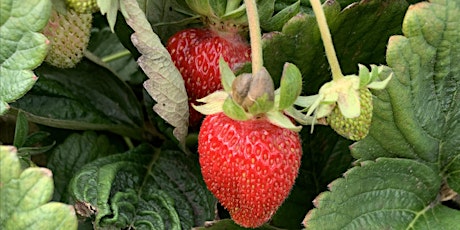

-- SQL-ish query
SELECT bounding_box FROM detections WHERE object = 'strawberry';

[166,27,251,127]
[66,0,99,14]
[42,10,92,68]
[198,112,302,227]
[327,88,373,141]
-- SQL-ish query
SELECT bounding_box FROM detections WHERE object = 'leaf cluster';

[0,0,459,229]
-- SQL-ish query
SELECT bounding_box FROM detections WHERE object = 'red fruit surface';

[198,113,302,227]
[166,28,251,127]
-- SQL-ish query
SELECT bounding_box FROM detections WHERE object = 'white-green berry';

[43,10,92,68]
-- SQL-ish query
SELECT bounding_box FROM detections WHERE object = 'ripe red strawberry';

[198,112,302,227]
[166,28,251,127]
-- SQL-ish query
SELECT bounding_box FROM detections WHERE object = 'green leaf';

[11,58,144,140]
[351,0,460,166]
[0,145,77,230]
[0,0,51,115]
[261,0,300,32]
[13,111,28,148]
[446,155,460,194]
[17,131,55,156]
[410,205,460,229]
[306,1,460,228]
[122,0,189,149]
[69,144,216,229]
[47,131,116,202]
[278,63,303,110]
[262,0,409,93]
[304,158,450,229]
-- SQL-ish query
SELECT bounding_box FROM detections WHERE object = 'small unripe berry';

[66,0,99,14]
[42,10,92,68]
[327,88,373,140]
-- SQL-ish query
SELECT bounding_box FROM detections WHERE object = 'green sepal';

[192,91,228,115]
[369,64,380,82]
[185,0,276,27]
[221,4,247,24]
[284,106,315,126]
[247,93,274,115]
[294,94,319,109]
[223,97,249,121]
[367,66,393,90]
[220,57,236,93]
[337,82,361,118]
[278,63,303,110]
[185,0,223,18]
[266,110,301,132]
[358,64,393,89]
[358,64,371,87]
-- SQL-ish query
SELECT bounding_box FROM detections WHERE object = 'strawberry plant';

[1,0,459,230]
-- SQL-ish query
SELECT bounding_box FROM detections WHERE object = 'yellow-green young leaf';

[0,0,50,115]
[0,146,78,230]
[121,0,189,149]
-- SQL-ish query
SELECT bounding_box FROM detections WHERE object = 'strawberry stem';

[310,0,343,81]
[102,49,131,63]
[244,0,263,74]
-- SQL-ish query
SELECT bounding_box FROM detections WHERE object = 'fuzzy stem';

[310,0,343,81]
[244,0,263,74]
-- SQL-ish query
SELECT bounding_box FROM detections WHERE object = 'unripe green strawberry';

[66,0,99,14]
[198,112,302,227]
[42,10,92,68]
[327,88,373,141]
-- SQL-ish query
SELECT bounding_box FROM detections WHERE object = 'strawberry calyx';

[298,64,393,137]
[185,0,276,33]
[193,58,306,132]
[304,65,393,120]
[186,0,250,26]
